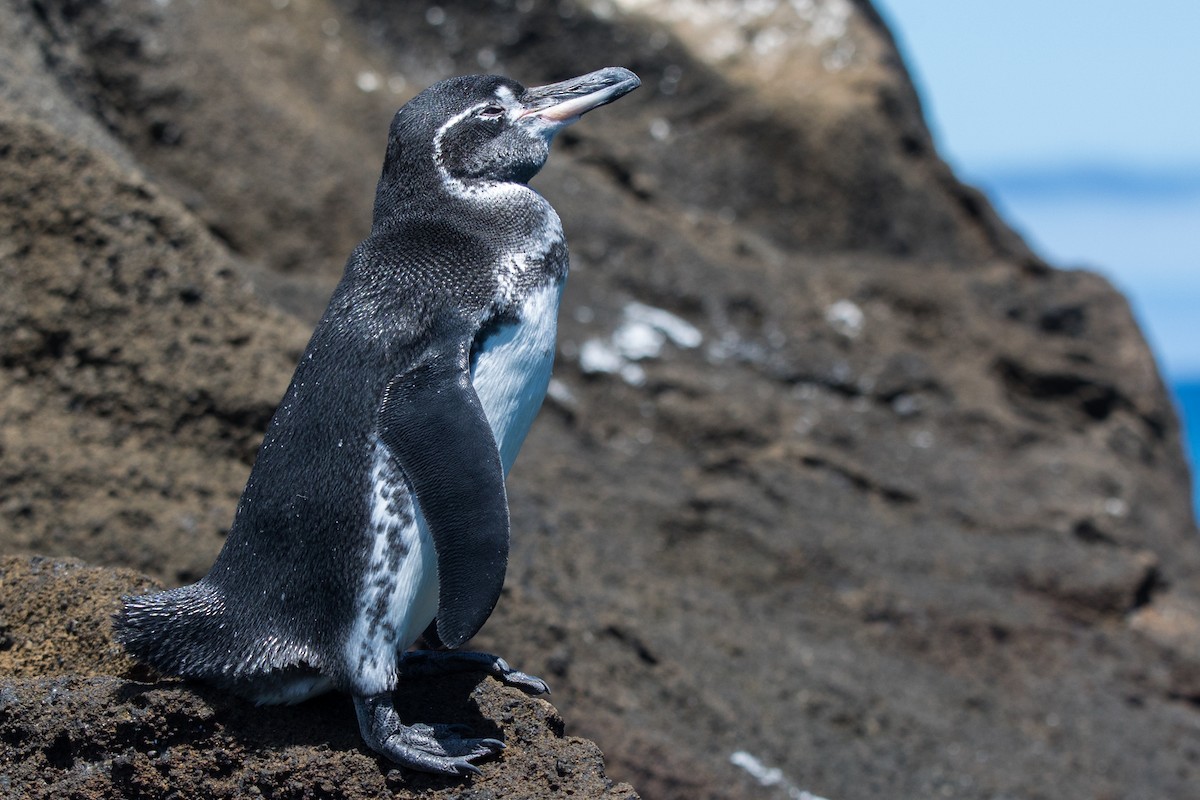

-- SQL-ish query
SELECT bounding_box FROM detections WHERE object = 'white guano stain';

[825,299,864,338]
[578,301,702,386]
[729,750,833,800]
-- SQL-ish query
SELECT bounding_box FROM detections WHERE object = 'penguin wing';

[376,335,509,649]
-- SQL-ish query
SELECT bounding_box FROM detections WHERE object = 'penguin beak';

[519,67,641,127]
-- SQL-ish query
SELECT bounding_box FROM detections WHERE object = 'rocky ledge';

[0,556,637,799]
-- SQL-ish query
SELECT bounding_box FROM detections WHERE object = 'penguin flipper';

[377,340,509,649]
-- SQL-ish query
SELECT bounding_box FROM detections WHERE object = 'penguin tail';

[115,581,239,680]
[116,581,329,703]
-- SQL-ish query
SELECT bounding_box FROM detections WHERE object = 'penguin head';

[376,67,640,211]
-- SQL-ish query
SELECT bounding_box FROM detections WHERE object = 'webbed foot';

[354,693,504,776]
[400,650,551,695]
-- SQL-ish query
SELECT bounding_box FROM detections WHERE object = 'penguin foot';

[354,693,504,776]
[400,650,551,695]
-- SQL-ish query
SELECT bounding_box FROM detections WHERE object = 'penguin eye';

[478,105,505,119]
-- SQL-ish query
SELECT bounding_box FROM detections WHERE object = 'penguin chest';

[472,280,564,474]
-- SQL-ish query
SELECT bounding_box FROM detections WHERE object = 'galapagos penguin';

[116,67,641,776]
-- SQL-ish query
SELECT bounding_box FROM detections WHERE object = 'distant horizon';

[969,162,1200,201]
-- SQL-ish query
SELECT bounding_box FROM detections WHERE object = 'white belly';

[472,281,564,474]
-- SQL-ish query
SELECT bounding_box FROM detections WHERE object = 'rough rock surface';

[0,556,638,799]
[1,1,1198,799]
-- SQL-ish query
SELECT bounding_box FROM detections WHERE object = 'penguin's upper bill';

[517,66,642,125]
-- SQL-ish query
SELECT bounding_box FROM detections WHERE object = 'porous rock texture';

[0,556,637,799]
[1,1,1198,799]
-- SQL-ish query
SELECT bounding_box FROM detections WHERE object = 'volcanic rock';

[0,556,637,799]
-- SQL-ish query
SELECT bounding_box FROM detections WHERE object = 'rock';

[0,111,305,583]
[1,1,1198,798]
[0,556,638,800]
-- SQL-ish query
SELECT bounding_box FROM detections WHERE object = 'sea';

[1173,381,1200,521]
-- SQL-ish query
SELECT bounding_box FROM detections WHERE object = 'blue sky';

[873,0,1200,380]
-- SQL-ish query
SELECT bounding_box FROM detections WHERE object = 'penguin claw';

[354,694,505,777]
[399,649,551,695]
[496,664,551,695]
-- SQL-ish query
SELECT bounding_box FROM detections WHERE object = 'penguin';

[116,66,640,776]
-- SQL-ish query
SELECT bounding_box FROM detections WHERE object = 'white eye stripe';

[431,104,487,171]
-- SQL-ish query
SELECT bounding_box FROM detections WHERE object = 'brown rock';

[0,112,304,582]
[0,556,153,678]
[0,556,638,800]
